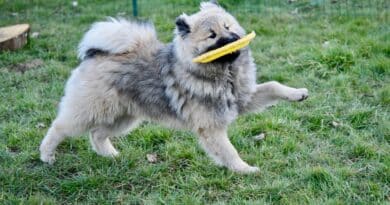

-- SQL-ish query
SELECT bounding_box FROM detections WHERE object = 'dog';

[39,2,308,173]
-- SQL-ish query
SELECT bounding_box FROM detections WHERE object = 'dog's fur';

[40,2,308,173]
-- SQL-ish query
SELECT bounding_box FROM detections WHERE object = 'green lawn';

[0,0,389,204]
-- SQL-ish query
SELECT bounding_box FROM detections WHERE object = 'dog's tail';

[78,18,160,60]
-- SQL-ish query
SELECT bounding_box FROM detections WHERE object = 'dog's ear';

[175,14,190,38]
[200,2,222,10]
[209,0,219,6]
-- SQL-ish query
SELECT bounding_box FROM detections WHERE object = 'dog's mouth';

[211,50,240,63]
[201,34,241,64]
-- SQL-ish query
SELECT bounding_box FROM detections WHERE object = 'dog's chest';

[166,77,239,128]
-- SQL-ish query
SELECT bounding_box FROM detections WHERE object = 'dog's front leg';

[243,81,309,113]
[197,127,259,173]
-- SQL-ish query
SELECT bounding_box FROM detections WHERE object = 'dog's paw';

[94,145,119,157]
[232,165,260,174]
[244,166,260,173]
[40,152,56,165]
[103,148,119,157]
[286,88,309,102]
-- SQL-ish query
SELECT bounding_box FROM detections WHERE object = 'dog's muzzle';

[203,33,241,63]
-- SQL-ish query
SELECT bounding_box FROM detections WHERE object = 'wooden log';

[0,24,30,51]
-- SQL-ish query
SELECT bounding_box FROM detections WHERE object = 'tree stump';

[0,24,30,51]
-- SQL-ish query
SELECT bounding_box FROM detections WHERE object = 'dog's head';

[174,2,246,64]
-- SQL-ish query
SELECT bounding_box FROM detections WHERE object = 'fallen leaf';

[146,153,158,163]
[35,122,46,129]
[322,41,330,48]
[253,133,266,141]
[331,121,340,127]
[31,32,39,38]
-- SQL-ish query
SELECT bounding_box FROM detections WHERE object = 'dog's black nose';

[229,32,240,41]
[202,32,242,64]
[215,33,240,48]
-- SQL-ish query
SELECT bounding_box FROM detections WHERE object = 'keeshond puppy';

[40,2,308,173]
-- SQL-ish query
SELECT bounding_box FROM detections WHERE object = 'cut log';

[0,24,30,51]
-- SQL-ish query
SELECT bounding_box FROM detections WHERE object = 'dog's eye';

[224,24,230,30]
[209,30,216,39]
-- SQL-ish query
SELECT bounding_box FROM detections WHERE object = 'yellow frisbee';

[193,31,256,63]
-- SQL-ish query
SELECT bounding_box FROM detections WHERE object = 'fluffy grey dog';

[40,2,308,173]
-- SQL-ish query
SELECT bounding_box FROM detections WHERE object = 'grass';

[0,0,389,204]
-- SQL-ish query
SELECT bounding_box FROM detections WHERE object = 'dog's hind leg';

[90,127,119,157]
[89,116,140,157]
[40,117,83,164]
[243,81,309,113]
[197,128,259,174]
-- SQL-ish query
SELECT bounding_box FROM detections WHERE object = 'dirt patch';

[7,146,20,156]
[9,59,44,73]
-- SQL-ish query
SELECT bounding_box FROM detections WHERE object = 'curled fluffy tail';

[78,18,159,60]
